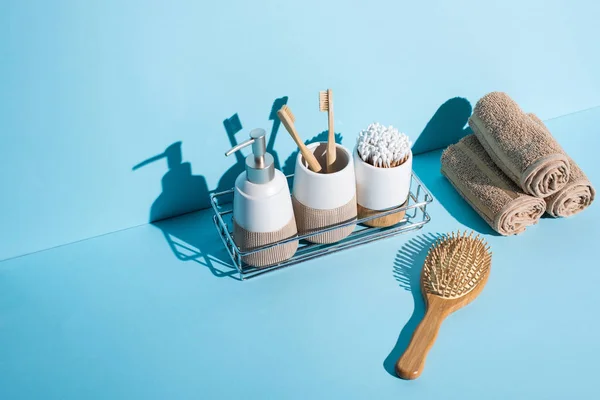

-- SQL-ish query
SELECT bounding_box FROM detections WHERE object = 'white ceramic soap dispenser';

[225,129,298,268]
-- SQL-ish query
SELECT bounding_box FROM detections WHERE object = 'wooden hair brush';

[396,231,492,380]
[319,89,335,172]
[277,105,322,173]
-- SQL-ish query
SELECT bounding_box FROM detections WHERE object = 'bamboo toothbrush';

[396,231,492,380]
[277,105,322,173]
[319,89,335,172]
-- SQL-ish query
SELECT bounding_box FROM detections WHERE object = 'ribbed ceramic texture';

[233,217,298,268]
[292,196,357,244]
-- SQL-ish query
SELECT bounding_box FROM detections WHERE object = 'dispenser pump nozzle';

[225,128,275,184]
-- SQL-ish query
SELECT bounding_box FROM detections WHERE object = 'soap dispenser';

[225,128,298,267]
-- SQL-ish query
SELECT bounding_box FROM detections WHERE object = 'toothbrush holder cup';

[292,142,357,244]
[354,148,413,227]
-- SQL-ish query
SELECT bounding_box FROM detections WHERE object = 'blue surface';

[3,0,600,260]
[1,108,598,399]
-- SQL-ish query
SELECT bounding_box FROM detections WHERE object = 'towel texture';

[441,135,546,236]
[469,92,570,198]
[528,113,595,217]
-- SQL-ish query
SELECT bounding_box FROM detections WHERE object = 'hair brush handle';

[396,300,447,380]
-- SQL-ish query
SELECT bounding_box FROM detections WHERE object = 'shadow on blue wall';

[132,141,210,221]
[133,96,293,278]
[412,97,472,155]
[133,141,236,277]
[384,233,441,377]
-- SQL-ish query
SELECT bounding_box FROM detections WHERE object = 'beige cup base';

[292,196,357,244]
[357,200,408,228]
[233,217,298,268]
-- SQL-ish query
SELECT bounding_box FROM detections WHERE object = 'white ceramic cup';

[353,148,412,227]
[292,142,357,243]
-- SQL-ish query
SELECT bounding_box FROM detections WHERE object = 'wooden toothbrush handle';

[326,90,335,172]
[298,143,323,173]
[277,111,322,172]
[395,305,446,380]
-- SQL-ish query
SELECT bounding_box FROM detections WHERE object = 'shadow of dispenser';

[133,142,209,221]
[225,128,298,268]
[133,143,237,278]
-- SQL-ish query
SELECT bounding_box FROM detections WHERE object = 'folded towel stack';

[441,92,594,235]
[469,92,570,198]
[528,113,596,217]
[441,135,546,235]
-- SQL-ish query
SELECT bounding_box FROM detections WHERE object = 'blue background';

[2,0,600,260]
[1,109,598,399]
[1,2,600,397]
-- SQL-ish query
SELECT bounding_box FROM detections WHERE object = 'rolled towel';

[528,113,595,217]
[469,92,570,198]
[441,135,546,236]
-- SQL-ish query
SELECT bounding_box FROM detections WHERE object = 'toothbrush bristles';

[280,105,295,123]
[319,90,329,112]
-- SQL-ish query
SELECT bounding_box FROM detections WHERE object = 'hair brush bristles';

[280,104,295,123]
[422,230,492,299]
[319,90,329,112]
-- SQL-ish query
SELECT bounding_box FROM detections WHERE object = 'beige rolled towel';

[469,92,570,198]
[441,135,546,236]
[528,113,595,217]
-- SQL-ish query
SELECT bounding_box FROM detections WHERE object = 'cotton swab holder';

[354,123,412,227]
[292,142,357,244]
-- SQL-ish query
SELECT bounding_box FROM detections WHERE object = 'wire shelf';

[210,171,433,280]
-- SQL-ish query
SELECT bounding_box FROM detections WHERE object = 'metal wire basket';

[211,171,433,280]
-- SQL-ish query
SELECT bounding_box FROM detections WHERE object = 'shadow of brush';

[383,232,442,377]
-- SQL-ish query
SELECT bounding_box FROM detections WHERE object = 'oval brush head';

[396,230,492,380]
[421,231,492,300]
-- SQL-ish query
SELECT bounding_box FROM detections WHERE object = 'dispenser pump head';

[225,128,275,184]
